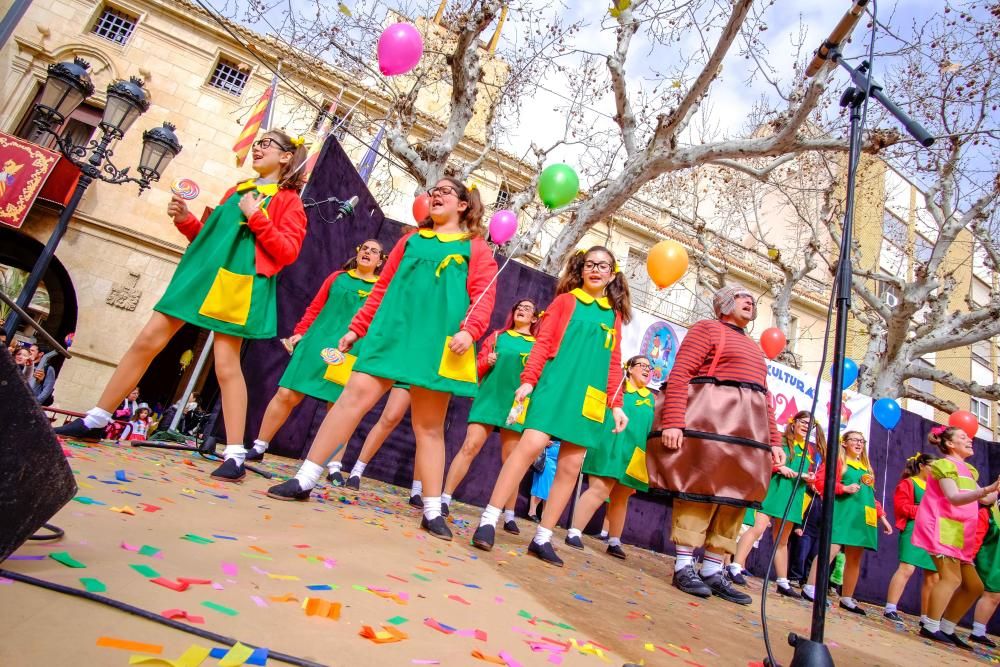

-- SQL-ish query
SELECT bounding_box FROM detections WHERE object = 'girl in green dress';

[56,130,308,484]
[883,453,939,625]
[243,240,383,461]
[267,178,497,543]
[730,411,826,597]
[802,430,894,613]
[441,299,540,531]
[564,355,656,560]
[970,505,1000,647]
[473,246,632,567]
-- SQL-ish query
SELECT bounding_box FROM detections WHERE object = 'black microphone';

[335,195,359,221]
[805,0,870,78]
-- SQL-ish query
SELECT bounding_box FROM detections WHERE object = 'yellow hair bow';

[467,182,478,192]
[289,135,305,148]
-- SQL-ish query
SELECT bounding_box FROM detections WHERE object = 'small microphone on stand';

[335,195,359,221]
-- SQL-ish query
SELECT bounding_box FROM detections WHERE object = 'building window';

[15,92,101,150]
[883,210,907,248]
[495,181,511,208]
[971,397,991,428]
[208,58,249,96]
[91,6,138,45]
[972,340,992,368]
[876,280,901,308]
[311,105,346,139]
[624,247,651,311]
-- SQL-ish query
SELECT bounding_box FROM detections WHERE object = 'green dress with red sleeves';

[831,458,880,550]
[582,381,656,491]
[898,477,936,571]
[976,505,1000,592]
[354,230,479,397]
[522,289,616,449]
[467,330,535,432]
[760,438,813,525]
[278,270,376,403]
[154,180,279,338]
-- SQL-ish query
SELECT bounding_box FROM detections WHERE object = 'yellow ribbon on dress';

[357,289,371,298]
[600,323,616,350]
[435,254,466,277]
[519,352,529,367]
[635,398,652,407]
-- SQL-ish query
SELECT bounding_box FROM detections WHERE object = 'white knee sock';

[251,439,268,455]
[350,460,367,478]
[479,504,501,528]
[295,460,325,490]
[700,551,724,577]
[674,546,695,571]
[608,537,622,547]
[411,480,423,497]
[223,444,247,465]
[503,509,516,523]
[973,622,988,637]
[83,407,113,429]
[423,496,441,521]
[326,460,343,475]
[533,526,553,545]
[940,619,957,635]
[884,603,897,613]
[441,493,452,506]
[567,528,582,539]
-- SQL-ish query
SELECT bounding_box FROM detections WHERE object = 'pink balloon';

[377,23,424,76]
[489,210,518,244]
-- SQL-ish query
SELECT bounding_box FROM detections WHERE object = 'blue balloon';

[872,397,901,430]
[842,358,859,389]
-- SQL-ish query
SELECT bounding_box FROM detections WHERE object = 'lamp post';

[4,57,182,340]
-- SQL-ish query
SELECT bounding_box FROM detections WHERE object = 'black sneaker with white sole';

[420,516,453,541]
[53,418,106,440]
[471,524,495,551]
[701,571,752,605]
[528,540,564,567]
[408,494,423,509]
[326,470,344,486]
[503,519,519,535]
[266,478,312,501]
[345,475,361,490]
[672,565,712,598]
[210,458,245,482]
[564,534,584,550]
[606,544,627,559]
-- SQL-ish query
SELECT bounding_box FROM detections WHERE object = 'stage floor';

[0,440,989,666]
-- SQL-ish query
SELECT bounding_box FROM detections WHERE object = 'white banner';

[621,309,873,441]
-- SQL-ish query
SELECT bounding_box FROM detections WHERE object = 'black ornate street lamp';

[5,58,182,340]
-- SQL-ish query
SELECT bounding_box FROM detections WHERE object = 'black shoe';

[54,418,105,440]
[728,569,748,586]
[245,447,264,462]
[326,470,344,486]
[503,519,519,535]
[943,632,973,651]
[528,513,541,523]
[471,524,495,551]
[441,502,450,517]
[672,565,712,598]
[839,600,866,616]
[919,627,953,644]
[420,515,453,541]
[802,588,815,602]
[210,458,245,482]
[345,475,361,490]
[564,534,584,550]
[409,494,423,509]
[702,571,752,605]
[970,633,997,648]
[598,533,610,541]
[266,478,311,501]
[776,584,801,599]
[883,611,904,623]
[528,540,564,567]
[606,544,627,559]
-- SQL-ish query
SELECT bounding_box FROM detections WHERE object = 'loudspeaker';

[0,348,77,561]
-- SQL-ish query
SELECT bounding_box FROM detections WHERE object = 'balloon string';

[462,255,512,331]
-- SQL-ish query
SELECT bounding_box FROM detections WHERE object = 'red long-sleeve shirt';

[476,330,502,379]
[175,182,306,277]
[659,319,779,446]
[292,270,344,336]
[348,231,497,340]
[812,458,885,517]
[519,292,624,408]
[892,477,920,531]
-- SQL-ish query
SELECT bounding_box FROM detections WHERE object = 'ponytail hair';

[929,425,962,455]
[554,246,633,323]
[261,129,308,191]
[419,177,486,237]
[340,238,385,273]
[901,452,935,480]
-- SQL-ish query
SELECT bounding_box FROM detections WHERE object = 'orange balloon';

[646,240,689,288]
[759,327,786,360]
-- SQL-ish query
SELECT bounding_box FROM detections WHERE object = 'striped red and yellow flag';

[232,73,278,167]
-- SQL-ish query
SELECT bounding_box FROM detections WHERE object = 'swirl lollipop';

[320,347,345,365]
[171,178,201,200]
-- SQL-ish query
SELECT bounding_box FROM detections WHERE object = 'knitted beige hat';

[713,283,756,319]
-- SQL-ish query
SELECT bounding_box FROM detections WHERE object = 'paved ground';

[0,440,994,666]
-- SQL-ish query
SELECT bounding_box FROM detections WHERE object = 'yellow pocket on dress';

[582,386,607,423]
[198,267,253,325]
[625,447,648,484]
[323,352,357,385]
[939,517,965,549]
[512,397,530,425]
[864,505,877,527]
[438,337,477,383]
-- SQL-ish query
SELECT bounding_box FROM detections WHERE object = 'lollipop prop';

[171,178,201,200]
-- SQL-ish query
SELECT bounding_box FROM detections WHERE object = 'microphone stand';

[785,50,932,667]
[303,195,347,211]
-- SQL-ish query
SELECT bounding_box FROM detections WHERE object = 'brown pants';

[671,499,745,555]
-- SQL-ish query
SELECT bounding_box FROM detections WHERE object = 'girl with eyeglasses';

[563,355,656,560]
[882,452,938,626]
[911,425,1000,647]
[56,130,308,482]
[440,299,541,529]
[802,430,893,613]
[243,240,384,462]
[267,178,497,542]
[472,246,631,566]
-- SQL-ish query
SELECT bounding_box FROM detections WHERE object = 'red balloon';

[759,327,786,360]
[412,193,430,223]
[948,410,979,439]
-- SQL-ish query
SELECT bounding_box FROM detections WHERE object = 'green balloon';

[537,163,579,209]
